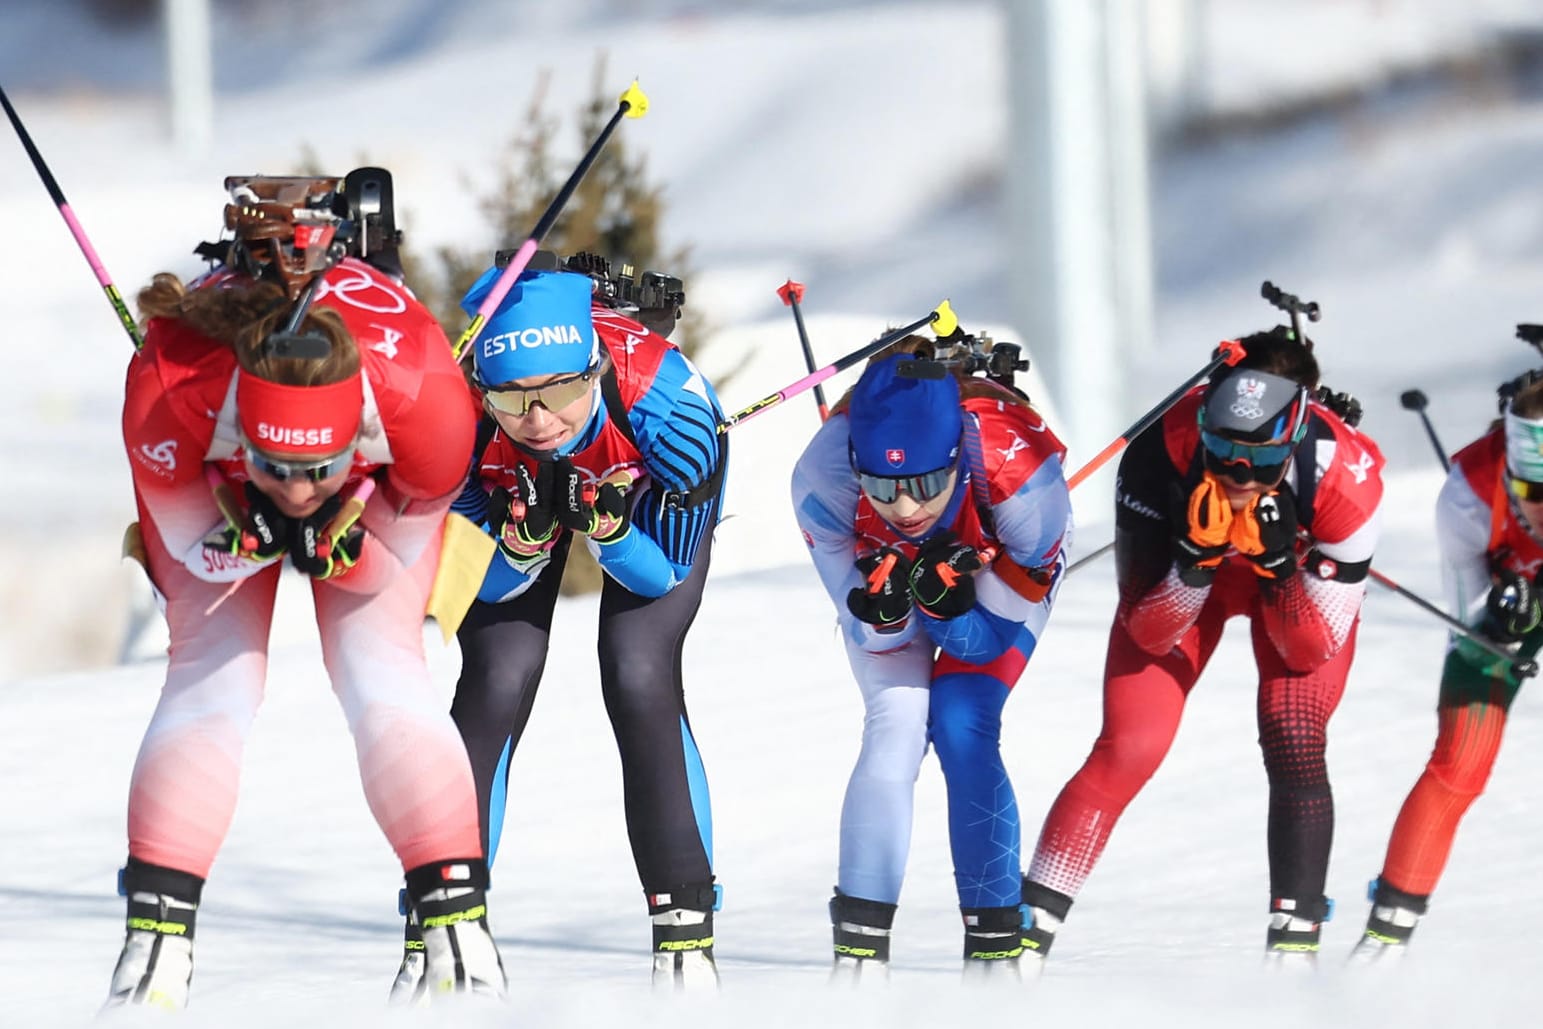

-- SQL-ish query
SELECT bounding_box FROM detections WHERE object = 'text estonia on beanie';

[847,354,962,476]
[463,268,600,386]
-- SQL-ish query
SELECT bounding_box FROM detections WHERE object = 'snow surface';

[5,2,1543,1025]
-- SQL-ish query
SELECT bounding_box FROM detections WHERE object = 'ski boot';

[386,888,426,1006]
[1265,896,1332,970]
[103,858,203,1011]
[649,882,720,990]
[829,889,896,985]
[1347,878,1426,965]
[405,859,507,1002]
[1020,880,1073,979]
[961,905,1027,981]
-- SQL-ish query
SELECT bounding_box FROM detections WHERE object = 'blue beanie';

[847,354,963,475]
[462,268,598,385]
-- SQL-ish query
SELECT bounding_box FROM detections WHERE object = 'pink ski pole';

[1,83,142,349]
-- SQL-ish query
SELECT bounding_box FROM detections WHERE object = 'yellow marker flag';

[425,513,497,644]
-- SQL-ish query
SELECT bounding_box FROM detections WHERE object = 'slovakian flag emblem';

[885,448,905,467]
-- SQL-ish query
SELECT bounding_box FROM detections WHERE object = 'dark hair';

[829,334,1034,417]
[137,272,359,387]
[1221,324,1320,390]
[1510,376,1543,419]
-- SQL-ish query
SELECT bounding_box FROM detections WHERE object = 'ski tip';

[620,80,649,118]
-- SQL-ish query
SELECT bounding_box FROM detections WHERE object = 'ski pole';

[1066,339,1247,491]
[1400,389,1450,472]
[1,83,142,349]
[719,300,958,433]
[778,279,828,421]
[452,80,649,362]
[1068,540,1115,575]
[1368,567,1537,679]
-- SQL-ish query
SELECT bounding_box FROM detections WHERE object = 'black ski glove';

[1483,567,1543,645]
[846,547,913,631]
[204,482,290,561]
[497,463,563,551]
[1231,487,1299,581]
[539,457,634,544]
[288,495,365,581]
[908,535,982,619]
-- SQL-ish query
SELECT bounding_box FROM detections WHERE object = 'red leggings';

[1029,569,1355,909]
[1380,684,1510,897]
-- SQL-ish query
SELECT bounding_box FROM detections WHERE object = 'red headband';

[236,372,363,458]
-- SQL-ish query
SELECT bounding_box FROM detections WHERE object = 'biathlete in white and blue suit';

[790,342,1072,977]
[404,268,726,992]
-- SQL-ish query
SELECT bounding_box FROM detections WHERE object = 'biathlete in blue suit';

[391,268,727,997]
[790,342,1072,978]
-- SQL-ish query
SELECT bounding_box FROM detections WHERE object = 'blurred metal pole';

[163,0,213,156]
[1006,0,1153,512]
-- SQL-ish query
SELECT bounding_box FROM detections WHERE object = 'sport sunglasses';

[1198,431,1292,486]
[856,465,956,504]
[244,442,358,482]
[480,367,598,417]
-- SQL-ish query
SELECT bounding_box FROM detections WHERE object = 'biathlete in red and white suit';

[1022,325,1384,966]
[1353,377,1543,960]
[115,247,501,1007]
[791,346,1072,973]
[443,268,727,986]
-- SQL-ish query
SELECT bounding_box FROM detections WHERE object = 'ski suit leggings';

[450,531,714,897]
[128,510,482,879]
[1028,569,1355,910]
[1379,661,1515,897]
[839,625,1034,911]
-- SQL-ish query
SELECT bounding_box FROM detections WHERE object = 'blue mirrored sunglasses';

[245,442,357,482]
[1199,430,1298,469]
[856,465,955,504]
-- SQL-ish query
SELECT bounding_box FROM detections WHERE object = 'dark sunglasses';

[856,465,956,504]
[481,366,598,417]
[245,442,357,482]
[1511,476,1543,502]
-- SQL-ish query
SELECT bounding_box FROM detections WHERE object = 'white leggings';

[836,637,934,905]
[128,516,481,878]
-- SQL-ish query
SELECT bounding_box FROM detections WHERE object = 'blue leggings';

[930,671,1018,908]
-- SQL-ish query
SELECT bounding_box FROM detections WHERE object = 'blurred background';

[5,0,1543,680]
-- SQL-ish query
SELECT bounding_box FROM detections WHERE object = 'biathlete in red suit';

[430,267,728,990]
[110,175,502,1011]
[792,344,1072,976]
[1022,325,1384,967]
[1353,376,1543,961]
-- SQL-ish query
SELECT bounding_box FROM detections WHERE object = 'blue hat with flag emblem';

[462,268,598,385]
[847,353,962,475]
